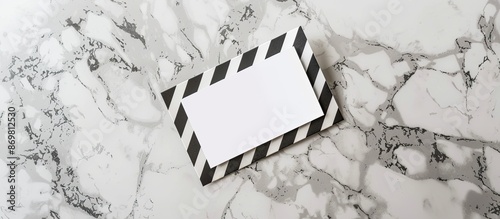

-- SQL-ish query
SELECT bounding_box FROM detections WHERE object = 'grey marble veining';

[0,0,499,218]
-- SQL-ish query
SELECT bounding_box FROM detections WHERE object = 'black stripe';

[174,104,188,136]
[333,110,344,125]
[238,47,258,72]
[225,154,244,175]
[306,83,332,136]
[293,27,307,58]
[183,73,203,98]
[265,33,287,59]
[252,142,270,163]
[306,55,320,85]
[279,128,298,150]
[211,60,230,85]
[307,116,325,137]
[200,162,216,186]
[161,88,176,108]
[318,83,332,113]
[187,134,201,165]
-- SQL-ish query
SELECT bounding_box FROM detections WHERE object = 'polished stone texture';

[0,0,499,218]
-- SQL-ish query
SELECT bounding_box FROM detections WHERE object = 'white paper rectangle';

[181,48,324,167]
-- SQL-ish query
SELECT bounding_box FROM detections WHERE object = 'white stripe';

[266,136,283,156]
[181,125,193,149]
[239,148,256,169]
[213,161,228,180]
[294,123,310,143]
[321,100,339,130]
[254,41,270,63]
[194,151,206,176]
[168,82,187,119]
[283,27,298,48]
[198,67,215,90]
[300,42,314,70]
[226,55,242,77]
[313,69,326,98]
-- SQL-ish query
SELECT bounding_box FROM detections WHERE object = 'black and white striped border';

[162,27,343,185]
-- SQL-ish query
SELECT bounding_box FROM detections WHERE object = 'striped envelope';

[161,26,344,185]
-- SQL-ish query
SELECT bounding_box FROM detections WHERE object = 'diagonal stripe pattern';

[161,26,343,185]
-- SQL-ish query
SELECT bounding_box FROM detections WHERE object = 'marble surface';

[1,0,500,218]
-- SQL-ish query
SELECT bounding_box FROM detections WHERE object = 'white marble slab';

[0,0,499,218]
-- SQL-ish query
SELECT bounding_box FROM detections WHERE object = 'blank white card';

[182,48,324,167]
